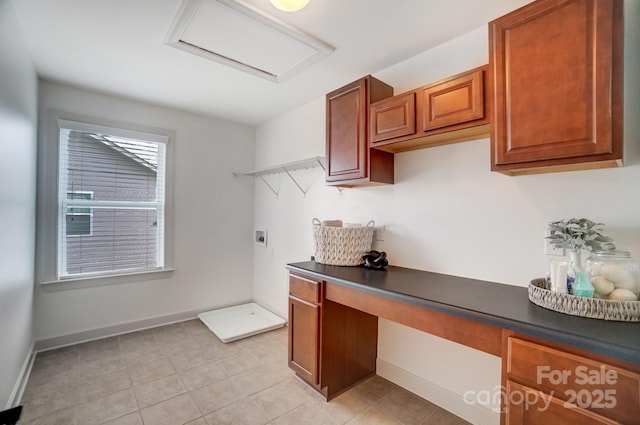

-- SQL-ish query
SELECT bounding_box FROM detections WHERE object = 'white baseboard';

[34,300,254,352]
[6,341,35,409]
[377,358,500,425]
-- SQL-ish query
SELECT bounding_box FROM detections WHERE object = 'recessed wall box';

[255,229,267,247]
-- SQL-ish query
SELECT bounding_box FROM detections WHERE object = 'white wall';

[253,2,640,423]
[34,81,256,343]
[0,0,38,408]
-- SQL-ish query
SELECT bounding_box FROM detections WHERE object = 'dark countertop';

[286,261,640,365]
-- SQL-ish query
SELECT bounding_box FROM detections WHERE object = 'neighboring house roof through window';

[89,134,159,172]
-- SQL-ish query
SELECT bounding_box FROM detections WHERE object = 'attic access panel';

[165,0,334,82]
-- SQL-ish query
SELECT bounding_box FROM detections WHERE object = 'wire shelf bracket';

[233,156,329,197]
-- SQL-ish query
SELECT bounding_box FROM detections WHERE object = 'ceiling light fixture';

[269,0,310,12]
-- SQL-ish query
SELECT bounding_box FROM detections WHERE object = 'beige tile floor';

[20,320,470,425]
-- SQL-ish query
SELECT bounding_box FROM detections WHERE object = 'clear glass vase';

[586,251,639,301]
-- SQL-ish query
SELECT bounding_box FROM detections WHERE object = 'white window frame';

[36,110,175,287]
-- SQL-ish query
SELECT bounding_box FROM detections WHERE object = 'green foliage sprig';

[547,218,616,252]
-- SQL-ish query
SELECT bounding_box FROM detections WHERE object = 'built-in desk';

[286,261,640,425]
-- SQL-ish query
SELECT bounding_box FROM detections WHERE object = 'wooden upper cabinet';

[370,66,490,153]
[326,76,394,186]
[490,0,623,175]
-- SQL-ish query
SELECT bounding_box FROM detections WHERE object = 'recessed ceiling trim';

[164,0,334,83]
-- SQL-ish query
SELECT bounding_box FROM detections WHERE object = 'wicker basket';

[312,218,375,266]
[529,278,640,322]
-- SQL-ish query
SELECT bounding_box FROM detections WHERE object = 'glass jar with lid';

[586,251,639,301]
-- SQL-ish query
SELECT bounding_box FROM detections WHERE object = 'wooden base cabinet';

[288,272,378,400]
[489,0,623,175]
[502,335,640,425]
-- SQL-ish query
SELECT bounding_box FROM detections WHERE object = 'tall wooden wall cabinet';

[489,0,623,175]
[326,76,394,186]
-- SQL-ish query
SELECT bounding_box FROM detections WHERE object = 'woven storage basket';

[312,218,375,266]
[529,278,640,322]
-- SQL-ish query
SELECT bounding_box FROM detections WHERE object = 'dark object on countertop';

[0,406,22,425]
[363,250,388,269]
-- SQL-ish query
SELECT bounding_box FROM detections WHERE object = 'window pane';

[58,125,166,278]
[66,214,91,236]
[67,191,93,216]
[65,208,158,275]
[65,132,158,202]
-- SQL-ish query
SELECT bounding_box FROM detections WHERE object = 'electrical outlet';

[374,225,386,242]
[544,229,564,256]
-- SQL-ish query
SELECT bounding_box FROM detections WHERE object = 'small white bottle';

[550,260,568,293]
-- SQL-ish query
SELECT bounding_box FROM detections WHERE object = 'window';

[66,191,94,236]
[37,114,173,284]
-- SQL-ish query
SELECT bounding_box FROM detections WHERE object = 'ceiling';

[12,0,532,126]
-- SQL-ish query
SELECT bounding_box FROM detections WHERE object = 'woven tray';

[529,278,640,322]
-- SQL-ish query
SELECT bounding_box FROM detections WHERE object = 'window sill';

[39,268,175,291]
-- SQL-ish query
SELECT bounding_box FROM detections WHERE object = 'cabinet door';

[490,0,623,174]
[370,92,416,144]
[422,68,484,132]
[288,295,320,386]
[505,381,618,425]
[506,337,640,424]
[326,78,368,182]
[326,76,394,185]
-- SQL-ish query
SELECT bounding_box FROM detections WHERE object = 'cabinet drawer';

[507,337,640,424]
[505,380,618,425]
[289,274,321,304]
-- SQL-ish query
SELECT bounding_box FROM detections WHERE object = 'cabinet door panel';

[326,80,367,181]
[422,69,483,131]
[326,76,394,185]
[506,337,640,424]
[288,296,319,385]
[370,92,416,144]
[505,381,618,425]
[490,0,622,171]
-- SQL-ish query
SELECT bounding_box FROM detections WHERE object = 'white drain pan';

[197,302,286,343]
